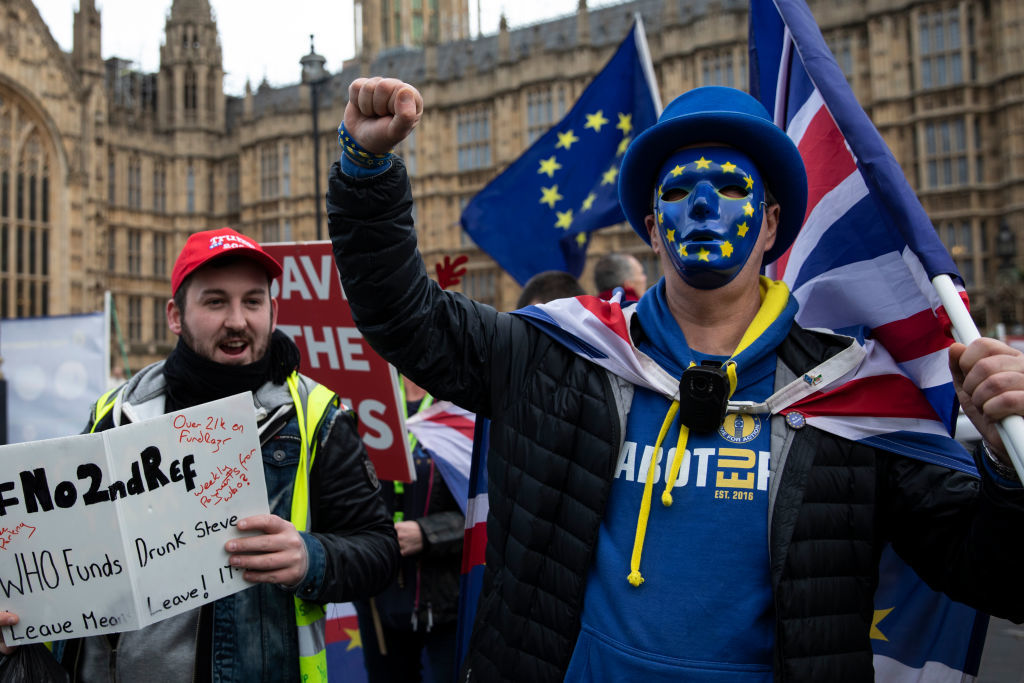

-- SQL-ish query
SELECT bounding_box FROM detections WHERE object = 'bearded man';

[2,227,399,682]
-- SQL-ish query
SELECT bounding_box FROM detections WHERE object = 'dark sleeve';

[325,156,543,419]
[881,444,1024,621]
[305,406,400,602]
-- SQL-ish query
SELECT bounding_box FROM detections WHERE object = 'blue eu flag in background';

[460,18,661,285]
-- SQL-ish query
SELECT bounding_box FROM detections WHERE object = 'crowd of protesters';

[3,74,1024,683]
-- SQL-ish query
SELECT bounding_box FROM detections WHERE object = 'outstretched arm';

[880,337,1024,621]
[327,77,545,416]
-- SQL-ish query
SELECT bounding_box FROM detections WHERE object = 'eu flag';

[460,19,660,285]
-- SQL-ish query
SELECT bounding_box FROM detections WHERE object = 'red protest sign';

[264,241,413,482]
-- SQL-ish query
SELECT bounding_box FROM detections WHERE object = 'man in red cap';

[1,227,399,682]
[324,76,1024,683]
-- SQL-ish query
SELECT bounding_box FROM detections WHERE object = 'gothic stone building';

[2,0,1023,373]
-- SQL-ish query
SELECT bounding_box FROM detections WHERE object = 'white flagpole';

[764,28,794,282]
[933,273,1024,480]
[633,14,663,115]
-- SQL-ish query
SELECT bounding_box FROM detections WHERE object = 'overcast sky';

[33,1,620,96]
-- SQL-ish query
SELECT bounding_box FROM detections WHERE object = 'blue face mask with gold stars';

[654,146,766,290]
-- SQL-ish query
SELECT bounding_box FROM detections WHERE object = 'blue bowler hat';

[619,86,807,266]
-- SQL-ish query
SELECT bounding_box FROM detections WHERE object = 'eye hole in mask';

[659,184,750,202]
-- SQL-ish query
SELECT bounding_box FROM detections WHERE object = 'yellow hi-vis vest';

[88,373,337,682]
[285,373,336,683]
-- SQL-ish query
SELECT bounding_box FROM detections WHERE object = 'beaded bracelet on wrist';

[338,122,393,169]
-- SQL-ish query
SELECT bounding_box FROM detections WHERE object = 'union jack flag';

[749,0,987,679]
[454,417,489,670]
[404,401,475,515]
[749,0,973,473]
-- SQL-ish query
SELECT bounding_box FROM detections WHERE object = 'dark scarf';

[162,329,301,412]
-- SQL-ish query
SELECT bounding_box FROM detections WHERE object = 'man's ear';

[645,214,661,255]
[270,297,279,332]
[763,203,780,253]
[166,298,182,336]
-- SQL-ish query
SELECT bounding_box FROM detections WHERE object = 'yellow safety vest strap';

[284,373,335,683]
[89,386,122,433]
[285,374,337,533]
[295,598,327,646]
[296,598,328,681]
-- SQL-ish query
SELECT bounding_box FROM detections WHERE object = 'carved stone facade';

[2,0,1022,373]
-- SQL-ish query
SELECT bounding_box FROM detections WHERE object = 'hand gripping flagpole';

[933,273,1024,481]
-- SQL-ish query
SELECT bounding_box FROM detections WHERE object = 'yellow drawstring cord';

[628,398,680,587]
[625,277,789,589]
[628,360,742,587]
[659,360,737,504]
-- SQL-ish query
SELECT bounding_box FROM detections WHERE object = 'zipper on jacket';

[108,639,118,682]
[72,639,83,683]
[410,458,435,632]
[190,613,202,683]
[412,558,423,631]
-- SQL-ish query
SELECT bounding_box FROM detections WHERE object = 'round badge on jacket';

[364,459,380,489]
[719,412,763,444]
[785,411,806,429]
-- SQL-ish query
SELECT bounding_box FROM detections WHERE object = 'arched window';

[0,90,52,318]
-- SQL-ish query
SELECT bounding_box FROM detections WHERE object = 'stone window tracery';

[0,91,52,318]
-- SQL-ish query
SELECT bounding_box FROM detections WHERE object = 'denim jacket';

[208,407,323,682]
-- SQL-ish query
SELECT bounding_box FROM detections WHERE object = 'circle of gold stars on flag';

[536,109,635,246]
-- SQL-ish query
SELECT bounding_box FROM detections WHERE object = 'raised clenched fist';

[343,77,423,154]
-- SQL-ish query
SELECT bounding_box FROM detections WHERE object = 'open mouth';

[219,339,249,357]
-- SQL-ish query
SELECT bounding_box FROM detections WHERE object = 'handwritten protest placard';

[0,393,268,645]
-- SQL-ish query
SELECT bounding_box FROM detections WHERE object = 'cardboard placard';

[0,393,268,644]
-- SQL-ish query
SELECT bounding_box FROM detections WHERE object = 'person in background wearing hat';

[0,227,399,682]
[325,77,1024,682]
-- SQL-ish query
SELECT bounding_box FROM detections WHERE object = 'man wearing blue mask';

[325,77,1024,683]
[646,146,771,289]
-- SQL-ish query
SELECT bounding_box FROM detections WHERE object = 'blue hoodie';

[565,278,798,682]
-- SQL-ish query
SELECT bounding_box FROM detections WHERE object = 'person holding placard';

[2,227,399,682]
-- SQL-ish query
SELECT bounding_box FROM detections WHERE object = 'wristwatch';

[982,440,1020,481]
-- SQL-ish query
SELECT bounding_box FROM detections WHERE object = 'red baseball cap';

[171,227,283,295]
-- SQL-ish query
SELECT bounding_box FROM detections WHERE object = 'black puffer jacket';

[327,158,1024,682]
